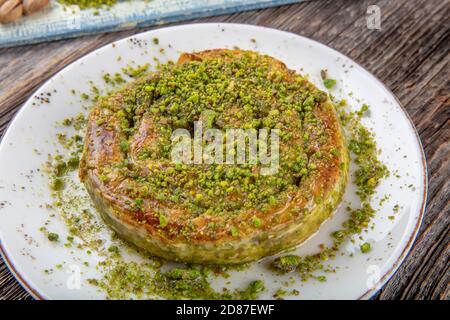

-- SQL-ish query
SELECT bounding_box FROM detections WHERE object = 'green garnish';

[159,214,169,228]
[252,216,261,228]
[323,78,337,89]
[230,226,239,237]
[47,233,59,242]
[360,242,371,253]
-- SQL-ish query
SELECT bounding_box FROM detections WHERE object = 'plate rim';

[0,22,428,300]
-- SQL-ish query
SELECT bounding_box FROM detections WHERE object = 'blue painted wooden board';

[0,0,304,48]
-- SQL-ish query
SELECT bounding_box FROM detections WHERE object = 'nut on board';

[23,0,49,15]
[0,0,49,23]
[0,0,23,24]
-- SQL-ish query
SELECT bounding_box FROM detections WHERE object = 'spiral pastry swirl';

[79,49,348,264]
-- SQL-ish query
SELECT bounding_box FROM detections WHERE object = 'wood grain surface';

[0,0,448,300]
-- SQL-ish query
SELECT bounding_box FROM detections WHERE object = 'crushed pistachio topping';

[320,69,336,90]
[57,0,117,10]
[97,262,264,300]
[91,50,337,232]
[360,242,371,253]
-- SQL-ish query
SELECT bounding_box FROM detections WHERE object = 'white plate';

[0,23,427,300]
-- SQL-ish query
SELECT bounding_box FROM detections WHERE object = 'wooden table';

[0,0,448,300]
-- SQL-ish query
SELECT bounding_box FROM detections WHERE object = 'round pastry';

[79,49,348,264]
